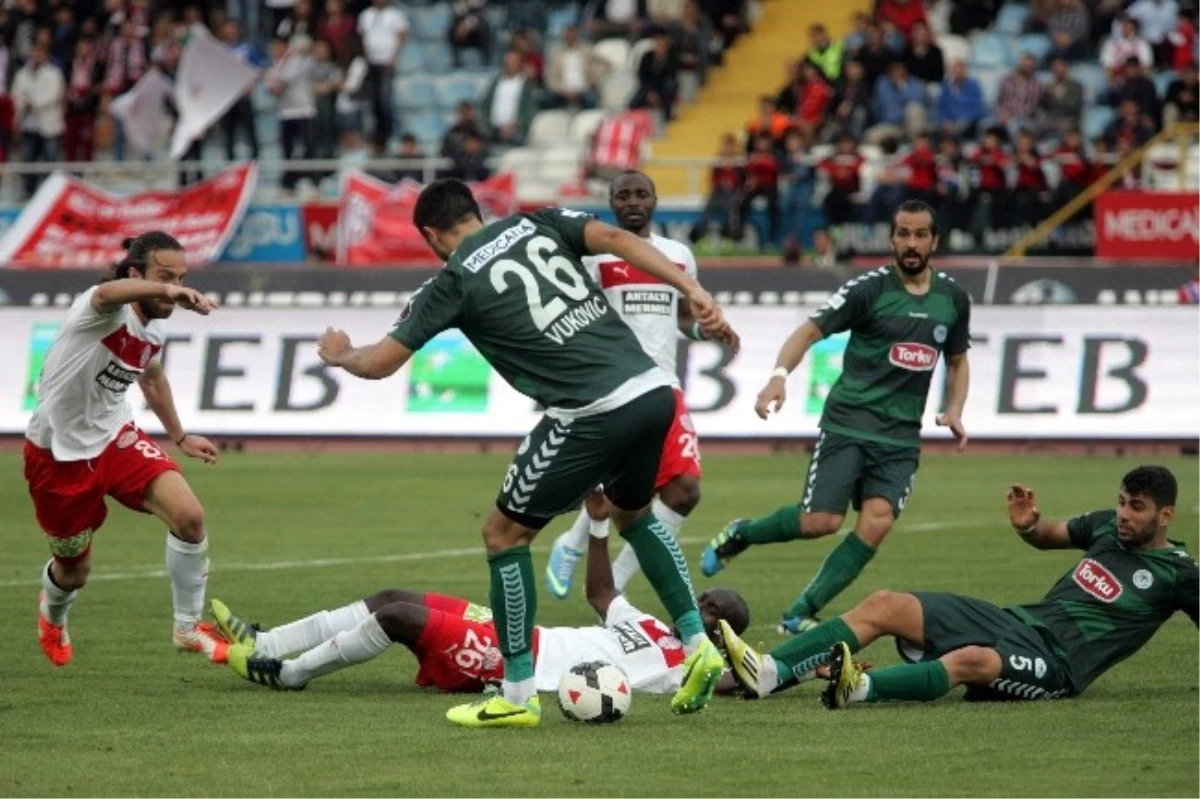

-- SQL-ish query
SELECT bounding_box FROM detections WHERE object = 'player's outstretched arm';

[584,526,619,621]
[139,362,219,464]
[1006,484,1072,549]
[935,352,970,452]
[92,279,216,315]
[317,328,413,380]
[582,220,730,340]
[754,320,823,420]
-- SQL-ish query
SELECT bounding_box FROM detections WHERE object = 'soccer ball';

[557,661,632,723]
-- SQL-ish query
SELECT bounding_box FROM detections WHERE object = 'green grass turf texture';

[1,451,1196,797]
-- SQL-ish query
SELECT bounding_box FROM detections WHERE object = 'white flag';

[170,23,259,159]
[109,67,174,155]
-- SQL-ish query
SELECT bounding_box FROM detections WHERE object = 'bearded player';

[213,490,751,696]
[702,199,971,635]
[720,466,1198,708]
[545,171,735,599]
[25,231,229,666]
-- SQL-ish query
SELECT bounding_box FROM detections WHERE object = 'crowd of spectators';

[693,0,1199,256]
[0,0,748,198]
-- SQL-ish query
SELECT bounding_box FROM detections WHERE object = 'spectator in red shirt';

[738,133,781,249]
[690,133,746,243]
[794,61,833,139]
[876,0,928,42]
[819,132,865,225]
[1169,13,1197,70]
[969,128,1011,233]
[903,131,939,204]
[319,0,357,66]
[1052,127,1090,201]
[1012,131,1049,226]
[511,29,545,84]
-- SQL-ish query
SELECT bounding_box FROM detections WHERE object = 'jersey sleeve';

[528,207,595,261]
[66,286,123,332]
[603,595,645,628]
[945,287,972,356]
[1175,559,1199,626]
[1066,510,1116,550]
[388,270,463,351]
[810,276,873,337]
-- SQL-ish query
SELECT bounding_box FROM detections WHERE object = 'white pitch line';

[0,520,986,590]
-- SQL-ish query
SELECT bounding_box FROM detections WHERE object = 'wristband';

[1018,522,1037,536]
[688,321,709,341]
[589,518,610,539]
[174,433,187,446]
[770,367,789,380]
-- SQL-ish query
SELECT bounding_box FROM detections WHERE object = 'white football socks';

[612,499,690,592]
[165,534,208,631]
[560,508,591,552]
[502,677,537,706]
[40,560,77,626]
[255,600,371,658]
[279,614,391,688]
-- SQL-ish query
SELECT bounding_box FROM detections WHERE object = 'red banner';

[335,171,517,266]
[0,163,258,268]
[301,201,339,262]
[1095,191,1200,260]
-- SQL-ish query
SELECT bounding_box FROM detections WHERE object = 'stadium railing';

[1006,122,1200,258]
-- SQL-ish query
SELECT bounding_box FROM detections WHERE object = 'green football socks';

[865,660,951,703]
[739,505,803,545]
[620,512,706,643]
[488,545,537,683]
[785,532,876,619]
[768,617,862,684]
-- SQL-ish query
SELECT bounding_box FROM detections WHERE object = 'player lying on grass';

[718,466,1198,708]
[213,504,750,695]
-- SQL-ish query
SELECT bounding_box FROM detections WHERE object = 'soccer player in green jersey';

[311,179,737,728]
[700,199,972,634]
[719,465,1198,707]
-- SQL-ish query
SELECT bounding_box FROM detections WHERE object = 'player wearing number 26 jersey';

[315,179,738,727]
[214,533,751,695]
[24,231,228,668]
[546,171,731,603]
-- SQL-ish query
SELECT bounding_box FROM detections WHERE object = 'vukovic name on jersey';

[544,295,610,345]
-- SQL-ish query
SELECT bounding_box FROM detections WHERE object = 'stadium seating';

[994,2,1031,37]
[969,33,1013,70]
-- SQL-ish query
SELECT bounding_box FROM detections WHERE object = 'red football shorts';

[655,388,702,490]
[24,424,179,564]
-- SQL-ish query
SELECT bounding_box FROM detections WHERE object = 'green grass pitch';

[1,451,1196,797]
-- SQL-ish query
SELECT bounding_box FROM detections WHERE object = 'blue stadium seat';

[1072,63,1107,102]
[1083,106,1116,140]
[1015,33,1051,62]
[547,6,579,40]
[456,48,489,71]
[439,77,483,110]
[1155,70,1180,97]
[398,42,427,74]
[973,68,1005,106]
[995,3,1031,36]
[395,77,437,113]
[407,112,448,148]
[412,4,452,42]
[421,41,455,74]
[969,33,1013,69]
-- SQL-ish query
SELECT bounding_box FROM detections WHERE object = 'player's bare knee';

[171,502,206,543]
[55,559,90,590]
[481,511,532,555]
[800,512,841,538]
[365,589,417,611]
[942,646,1002,685]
